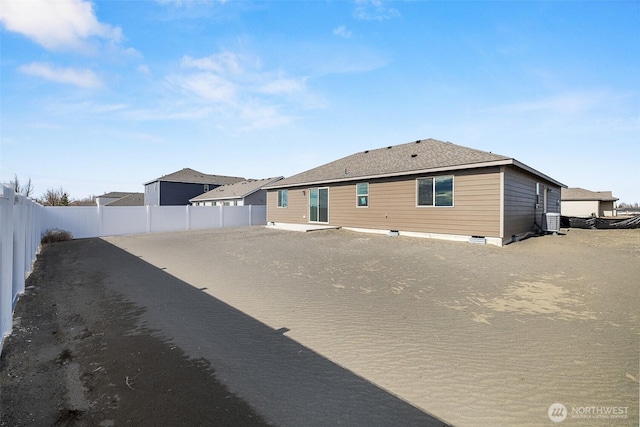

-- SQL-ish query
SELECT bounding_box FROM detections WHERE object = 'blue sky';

[1,0,639,204]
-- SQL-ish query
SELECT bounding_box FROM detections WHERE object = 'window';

[536,182,541,207]
[356,183,369,207]
[277,189,288,208]
[417,176,454,207]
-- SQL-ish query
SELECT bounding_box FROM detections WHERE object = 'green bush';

[41,228,73,244]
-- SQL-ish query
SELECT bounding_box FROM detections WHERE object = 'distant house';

[190,177,284,206]
[144,168,245,206]
[561,187,618,217]
[264,138,565,246]
[96,192,143,206]
[105,193,145,207]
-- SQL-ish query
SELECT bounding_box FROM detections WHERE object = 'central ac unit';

[543,212,561,233]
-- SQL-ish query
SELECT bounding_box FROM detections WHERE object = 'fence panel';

[102,206,148,236]
[1,186,15,352]
[42,206,99,239]
[189,206,222,230]
[221,206,249,228]
[1,185,44,354]
[251,205,267,226]
[149,206,187,233]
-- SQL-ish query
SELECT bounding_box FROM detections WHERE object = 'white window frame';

[277,189,288,208]
[356,182,369,208]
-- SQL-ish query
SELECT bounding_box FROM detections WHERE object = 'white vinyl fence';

[1,185,43,354]
[1,190,266,353]
[40,205,267,239]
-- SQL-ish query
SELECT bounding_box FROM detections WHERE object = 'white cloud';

[156,0,228,6]
[168,72,237,102]
[353,0,400,21]
[490,91,611,116]
[0,0,122,52]
[259,78,305,95]
[333,25,352,38]
[181,52,245,75]
[19,62,103,88]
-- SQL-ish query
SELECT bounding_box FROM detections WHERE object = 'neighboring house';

[561,187,618,217]
[190,177,284,206]
[96,192,143,206]
[105,193,145,206]
[144,168,245,206]
[263,138,565,246]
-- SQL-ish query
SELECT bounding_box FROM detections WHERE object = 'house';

[190,177,284,206]
[263,138,565,246]
[96,192,142,206]
[561,187,618,217]
[144,168,245,206]
[105,193,145,206]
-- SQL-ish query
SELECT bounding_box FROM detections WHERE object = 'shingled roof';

[105,193,145,206]
[144,168,245,185]
[265,138,560,189]
[561,187,618,202]
[190,177,284,202]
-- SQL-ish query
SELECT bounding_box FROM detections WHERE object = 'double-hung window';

[356,183,369,207]
[277,189,288,208]
[417,176,454,207]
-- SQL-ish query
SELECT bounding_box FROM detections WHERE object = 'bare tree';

[9,174,34,197]
[71,195,97,206]
[40,187,72,206]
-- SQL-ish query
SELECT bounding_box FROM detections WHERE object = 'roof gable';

[144,168,245,185]
[266,139,511,188]
[191,177,284,202]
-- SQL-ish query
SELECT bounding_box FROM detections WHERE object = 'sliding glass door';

[309,187,329,223]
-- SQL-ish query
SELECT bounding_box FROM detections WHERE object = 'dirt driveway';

[1,227,638,426]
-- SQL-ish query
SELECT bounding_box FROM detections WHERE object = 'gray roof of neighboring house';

[144,168,245,185]
[105,193,145,206]
[97,191,138,199]
[264,138,563,189]
[561,187,618,202]
[190,177,284,202]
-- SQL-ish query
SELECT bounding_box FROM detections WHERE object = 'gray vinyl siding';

[159,182,218,206]
[244,190,268,206]
[268,167,502,237]
[144,182,160,206]
[503,166,561,239]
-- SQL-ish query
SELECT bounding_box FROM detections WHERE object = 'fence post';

[248,205,252,226]
[98,204,104,237]
[1,185,15,349]
[219,205,224,228]
[146,205,151,233]
[186,205,191,231]
[12,195,26,304]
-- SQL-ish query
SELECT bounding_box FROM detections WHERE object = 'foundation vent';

[469,236,486,245]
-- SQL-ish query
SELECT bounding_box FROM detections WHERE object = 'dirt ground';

[0,237,269,427]
[1,226,638,426]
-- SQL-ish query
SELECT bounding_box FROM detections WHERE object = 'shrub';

[41,228,73,244]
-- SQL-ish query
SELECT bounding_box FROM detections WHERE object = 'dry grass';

[41,229,73,244]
